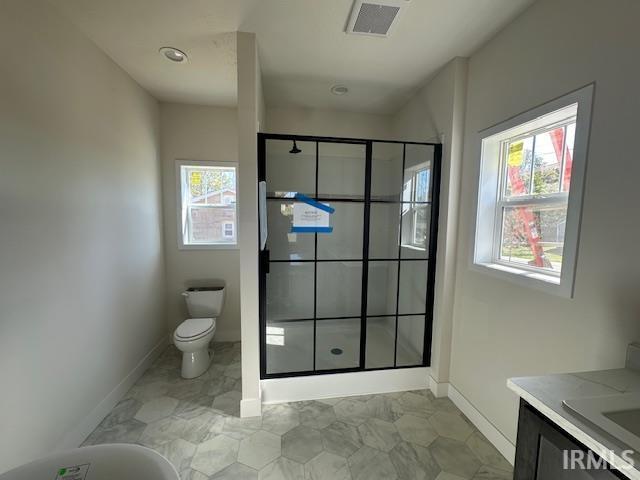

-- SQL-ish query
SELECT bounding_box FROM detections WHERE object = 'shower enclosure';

[258,133,441,378]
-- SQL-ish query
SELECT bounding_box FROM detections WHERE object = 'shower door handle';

[259,181,267,250]
[261,249,270,274]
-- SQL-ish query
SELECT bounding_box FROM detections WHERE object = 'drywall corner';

[430,56,468,385]
[237,31,262,417]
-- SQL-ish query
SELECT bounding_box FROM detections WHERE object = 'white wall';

[0,0,165,472]
[392,58,468,388]
[266,106,392,139]
[160,103,240,340]
[450,0,640,445]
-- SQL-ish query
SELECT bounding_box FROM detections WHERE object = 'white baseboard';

[428,376,450,398]
[261,367,430,405]
[240,397,262,418]
[448,383,515,465]
[60,335,169,449]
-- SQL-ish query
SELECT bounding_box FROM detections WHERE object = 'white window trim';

[471,84,594,298]
[175,159,239,250]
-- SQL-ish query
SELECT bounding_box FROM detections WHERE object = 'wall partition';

[258,133,441,378]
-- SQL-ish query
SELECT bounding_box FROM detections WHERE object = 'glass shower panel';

[316,261,362,318]
[260,134,438,378]
[371,142,403,201]
[266,320,314,374]
[265,140,316,197]
[317,202,364,260]
[316,318,361,370]
[318,142,366,199]
[266,200,315,261]
[266,262,314,321]
[398,260,428,314]
[367,261,398,316]
[369,203,400,259]
[365,317,396,369]
[396,315,425,366]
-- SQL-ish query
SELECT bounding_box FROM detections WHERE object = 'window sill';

[178,244,239,251]
[401,244,426,252]
[472,261,572,298]
[479,262,560,284]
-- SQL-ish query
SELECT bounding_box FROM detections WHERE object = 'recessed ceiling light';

[331,85,349,95]
[159,47,188,63]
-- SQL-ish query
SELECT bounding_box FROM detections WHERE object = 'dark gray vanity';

[509,346,640,480]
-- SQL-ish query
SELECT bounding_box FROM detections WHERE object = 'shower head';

[289,140,302,154]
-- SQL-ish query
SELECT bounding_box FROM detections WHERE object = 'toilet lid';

[175,318,215,339]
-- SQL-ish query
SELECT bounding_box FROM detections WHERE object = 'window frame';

[471,84,594,298]
[175,159,239,250]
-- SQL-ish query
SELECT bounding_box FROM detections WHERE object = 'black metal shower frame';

[257,133,442,379]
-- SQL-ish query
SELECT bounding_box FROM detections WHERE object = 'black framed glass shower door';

[258,133,441,378]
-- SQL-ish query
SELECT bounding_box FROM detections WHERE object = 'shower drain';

[331,348,343,355]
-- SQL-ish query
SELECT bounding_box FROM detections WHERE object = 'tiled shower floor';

[265,321,421,374]
[83,342,513,479]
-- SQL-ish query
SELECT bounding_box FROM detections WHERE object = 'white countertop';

[508,368,640,479]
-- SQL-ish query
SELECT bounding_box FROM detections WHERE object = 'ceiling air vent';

[346,0,409,37]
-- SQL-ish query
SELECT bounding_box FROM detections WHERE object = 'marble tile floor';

[83,342,513,480]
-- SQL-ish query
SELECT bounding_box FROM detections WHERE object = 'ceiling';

[50,0,534,114]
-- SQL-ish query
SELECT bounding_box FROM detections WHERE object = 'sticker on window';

[507,141,524,167]
[190,171,202,186]
[55,464,90,480]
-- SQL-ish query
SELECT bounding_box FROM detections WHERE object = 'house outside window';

[223,222,234,238]
[177,160,238,249]
[473,85,594,297]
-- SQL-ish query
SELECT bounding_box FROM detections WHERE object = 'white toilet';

[173,286,225,379]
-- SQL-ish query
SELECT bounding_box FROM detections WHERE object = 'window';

[402,166,430,250]
[177,160,238,248]
[497,120,574,273]
[473,85,593,297]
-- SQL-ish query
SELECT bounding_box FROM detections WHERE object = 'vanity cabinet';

[514,399,626,479]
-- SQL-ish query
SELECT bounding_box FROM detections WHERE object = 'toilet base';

[181,348,213,379]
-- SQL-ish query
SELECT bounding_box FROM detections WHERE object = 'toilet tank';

[182,286,225,318]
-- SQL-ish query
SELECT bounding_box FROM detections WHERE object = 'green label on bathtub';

[55,463,90,479]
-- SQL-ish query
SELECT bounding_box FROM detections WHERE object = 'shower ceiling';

[49,0,534,113]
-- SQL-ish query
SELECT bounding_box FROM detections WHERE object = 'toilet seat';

[174,318,215,341]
